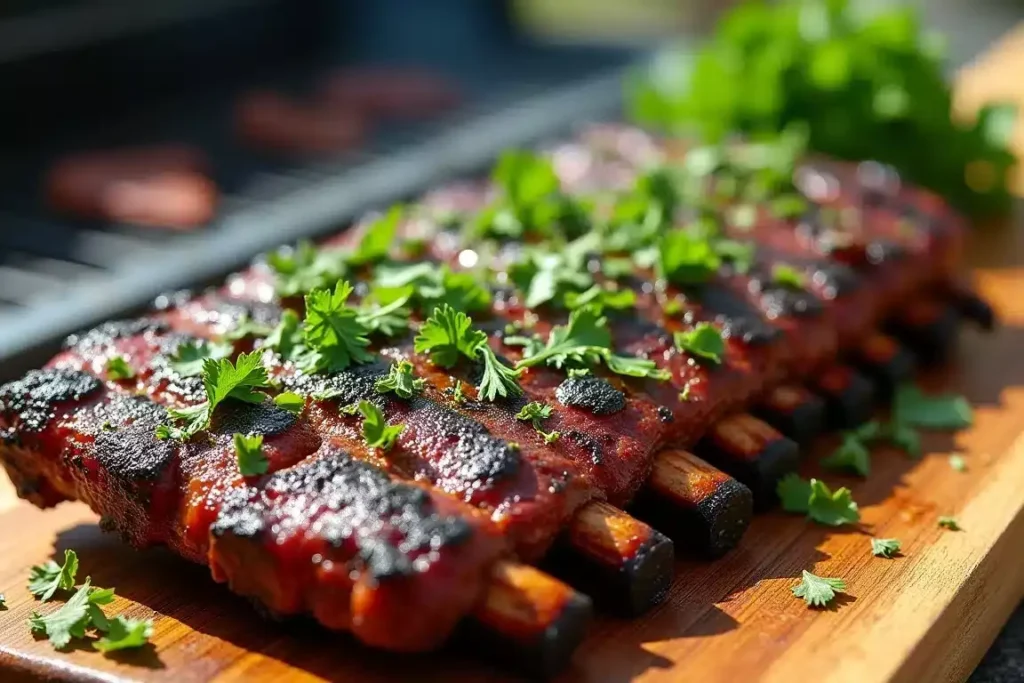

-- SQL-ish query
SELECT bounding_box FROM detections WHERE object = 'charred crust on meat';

[412,398,521,490]
[555,377,625,415]
[565,430,604,465]
[811,262,860,299]
[0,370,101,432]
[86,396,176,485]
[656,406,674,423]
[63,318,168,353]
[212,449,472,579]
[211,401,296,437]
[204,298,284,330]
[700,285,780,345]
[284,363,389,405]
[865,239,908,265]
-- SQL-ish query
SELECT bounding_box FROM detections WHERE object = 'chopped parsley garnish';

[792,570,846,608]
[510,247,593,309]
[234,433,268,477]
[715,239,756,274]
[938,515,961,531]
[673,323,726,364]
[262,309,304,359]
[854,419,922,459]
[893,384,973,430]
[515,401,561,444]
[375,361,426,399]
[347,206,402,267]
[949,453,967,472]
[357,400,404,452]
[821,433,871,477]
[471,150,588,241]
[93,616,154,653]
[156,351,271,441]
[871,538,902,558]
[356,291,412,338]
[655,230,721,286]
[169,339,234,377]
[104,356,135,381]
[28,549,79,602]
[565,285,636,312]
[772,264,806,289]
[267,240,348,298]
[273,392,305,415]
[510,305,669,381]
[373,262,491,314]
[301,281,374,373]
[414,305,522,401]
[452,380,466,403]
[777,474,859,526]
[29,578,114,650]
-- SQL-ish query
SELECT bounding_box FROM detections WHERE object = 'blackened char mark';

[84,395,174,485]
[697,285,780,346]
[212,401,297,437]
[204,298,284,330]
[211,448,472,579]
[410,397,522,491]
[555,377,626,416]
[283,363,389,407]
[63,318,169,353]
[0,369,102,433]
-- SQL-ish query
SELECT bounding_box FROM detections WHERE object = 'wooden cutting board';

[3,28,1024,683]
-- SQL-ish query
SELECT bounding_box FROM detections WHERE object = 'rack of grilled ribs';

[0,123,991,677]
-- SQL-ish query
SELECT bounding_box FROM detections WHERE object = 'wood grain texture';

[3,27,1024,683]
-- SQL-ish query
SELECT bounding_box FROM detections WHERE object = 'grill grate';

[0,48,633,378]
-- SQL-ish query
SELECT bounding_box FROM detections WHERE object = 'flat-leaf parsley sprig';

[414,305,522,401]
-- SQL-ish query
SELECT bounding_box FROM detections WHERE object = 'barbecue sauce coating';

[0,121,977,655]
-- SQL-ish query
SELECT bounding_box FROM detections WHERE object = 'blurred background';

[0,0,1018,373]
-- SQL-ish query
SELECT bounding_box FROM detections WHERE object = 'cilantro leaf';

[28,549,79,601]
[93,616,154,653]
[949,453,967,472]
[476,346,524,401]
[375,361,426,399]
[515,401,560,444]
[0,594,6,609]
[234,433,268,477]
[263,309,305,360]
[871,538,902,558]
[564,285,636,312]
[301,281,374,373]
[893,384,973,430]
[156,351,271,441]
[414,305,485,368]
[105,356,135,381]
[772,264,806,290]
[656,230,721,286]
[855,419,921,459]
[513,306,611,370]
[808,479,860,526]
[356,293,411,339]
[603,354,671,380]
[938,515,961,531]
[673,323,726,364]
[357,400,404,452]
[169,339,234,378]
[268,240,348,298]
[509,248,593,309]
[273,392,305,415]
[414,306,522,400]
[821,433,871,477]
[29,578,99,649]
[777,473,812,513]
[791,570,847,608]
[348,206,402,267]
[373,263,491,314]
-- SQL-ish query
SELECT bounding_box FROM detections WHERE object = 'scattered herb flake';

[93,616,154,653]
[301,281,374,373]
[169,339,234,378]
[234,433,268,477]
[792,570,847,608]
[871,538,902,558]
[28,550,79,602]
[938,516,961,531]
[777,473,813,514]
[514,401,561,444]
[375,361,427,399]
[772,264,806,290]
[673,323,726,364]
[949,453,967,472]
[821,433,871,477]
[894,384,973,430]
[358,400,405,452]
[808,479,860,527]
[272,392,305,416]
[105,356,135,381]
